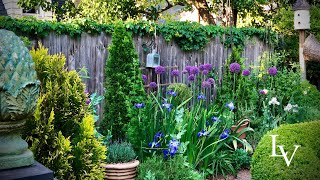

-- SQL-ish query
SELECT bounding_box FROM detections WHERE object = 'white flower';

[303,90,308,95]
[269,97,280,106]
[284,103,293,111]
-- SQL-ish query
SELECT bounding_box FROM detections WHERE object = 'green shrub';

[137,155,204,180]
[251,121,320,180]
[101,23,145,140]
[167,83,192,105]
[231,149,251,171]
[25,45,106,180]
[106,142,136,164]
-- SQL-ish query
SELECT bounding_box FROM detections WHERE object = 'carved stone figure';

[0,29,40,169]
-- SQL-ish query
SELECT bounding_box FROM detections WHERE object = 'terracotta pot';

[102,160,139,180]
[231,120,250,139]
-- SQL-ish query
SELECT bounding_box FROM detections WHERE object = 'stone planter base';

[103,160,139,180]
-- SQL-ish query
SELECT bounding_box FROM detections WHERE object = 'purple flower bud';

[268,67,278,76]
[204,64,213,71]
[229,63,241,73]
[188,74,195,82]
[155,66,165,74]
[242,69,251,76]
[202,81,211,88]
[171,69,180,77]
[86,98,91,105]
[149,82,157,89]
[207,78,215,85]
[142,74,147,82]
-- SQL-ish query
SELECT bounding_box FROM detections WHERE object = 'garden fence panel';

[39,33,269,120]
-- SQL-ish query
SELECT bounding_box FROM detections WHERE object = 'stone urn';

[102,160,139,180]
[0,29,40,170]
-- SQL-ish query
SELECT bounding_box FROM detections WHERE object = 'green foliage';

[73,114,106,180]
[137,155,204,180]
[106,142,136,163]
[167,83,192,105]
[101,23,145,139]
[0,16,276,51]
[231,149,251,170]
[251,121,320,180]
[25,45,106,179]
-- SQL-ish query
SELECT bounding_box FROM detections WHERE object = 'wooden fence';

[39,32,269,118]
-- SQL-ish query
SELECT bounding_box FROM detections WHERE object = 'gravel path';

[208,169,251,180]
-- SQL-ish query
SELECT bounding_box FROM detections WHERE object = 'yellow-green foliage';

[73,114,106,180]
[251,121,320,180]
[25,45,106,180]
[167,83,192,104]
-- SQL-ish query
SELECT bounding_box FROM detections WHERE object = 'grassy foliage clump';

[106,142,136,164]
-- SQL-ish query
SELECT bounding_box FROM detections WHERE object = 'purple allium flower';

[190,66,199,75]
[149,82,157,89]
[202,81,211,88]
[163,149,169,158]
[229,62,241,73]
[268,67,278,76]
[188,74,195,82]
[182,70,188,74]
[220,129,230,139]
[134,103,145,109]
[197,94,206,100]
[167,89,177,96]
[142,74,148,82]
[86,98,91,105]
[242,69,251,76]
[162,103,173,111]
[204,63,213,71]
[259,89,268,95]
[202,70,209,75]
[211,116,221,122]
[185,66,192,73]
[226,102,235,111]
[171,69,180,77]
[155,66,165,74]
[207,78,215,85]
[199,65,205,71]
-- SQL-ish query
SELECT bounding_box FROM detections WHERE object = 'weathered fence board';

[39,33,269,118]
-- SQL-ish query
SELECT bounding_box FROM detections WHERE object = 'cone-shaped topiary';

[101,23,145,140]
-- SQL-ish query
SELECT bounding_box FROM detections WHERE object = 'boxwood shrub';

[251,120,320,180]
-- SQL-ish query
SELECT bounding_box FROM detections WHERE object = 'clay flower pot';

[102,160,139,180]
[231,119,250,139]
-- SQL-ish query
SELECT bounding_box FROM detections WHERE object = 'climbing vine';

[0,16,277,51]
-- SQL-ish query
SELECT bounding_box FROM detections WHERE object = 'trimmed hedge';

[251,120,320,180]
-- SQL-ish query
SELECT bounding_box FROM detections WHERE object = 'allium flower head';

[197,94,206,100]
[220,129,230,139]
[207,78,215,85]
[269,97,280,106]
[134,103,145,109]
[204,63,212,71]
[171,69,180,77]
[188,74,195,82]
[199,65,205,71]
[259,89,268,95]
[242,69,251,76]
[190,66,199,75]
[202,70,209,75]
[226,102,235,111]
[185,66,192,73]
[155,66,165,74]
[229,63,241,73]
[149,82,157,89]
[142,74,147,82]
[202,81,211,88]
[268,67,278,76]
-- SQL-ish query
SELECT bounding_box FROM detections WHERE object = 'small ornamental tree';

[101,23,145,140]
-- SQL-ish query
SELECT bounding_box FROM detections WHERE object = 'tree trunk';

[190,0,216,25]
[232,8,238,27]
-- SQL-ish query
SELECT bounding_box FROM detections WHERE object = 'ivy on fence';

[0,16,277,51]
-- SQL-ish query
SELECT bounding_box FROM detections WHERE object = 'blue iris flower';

[226,102,235,111]
[220,129,230,139]
[134,103,145,109]
[162,103,173,112]
[197,94,206,100]
[211,116,221,122]
[167,90,177,97]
